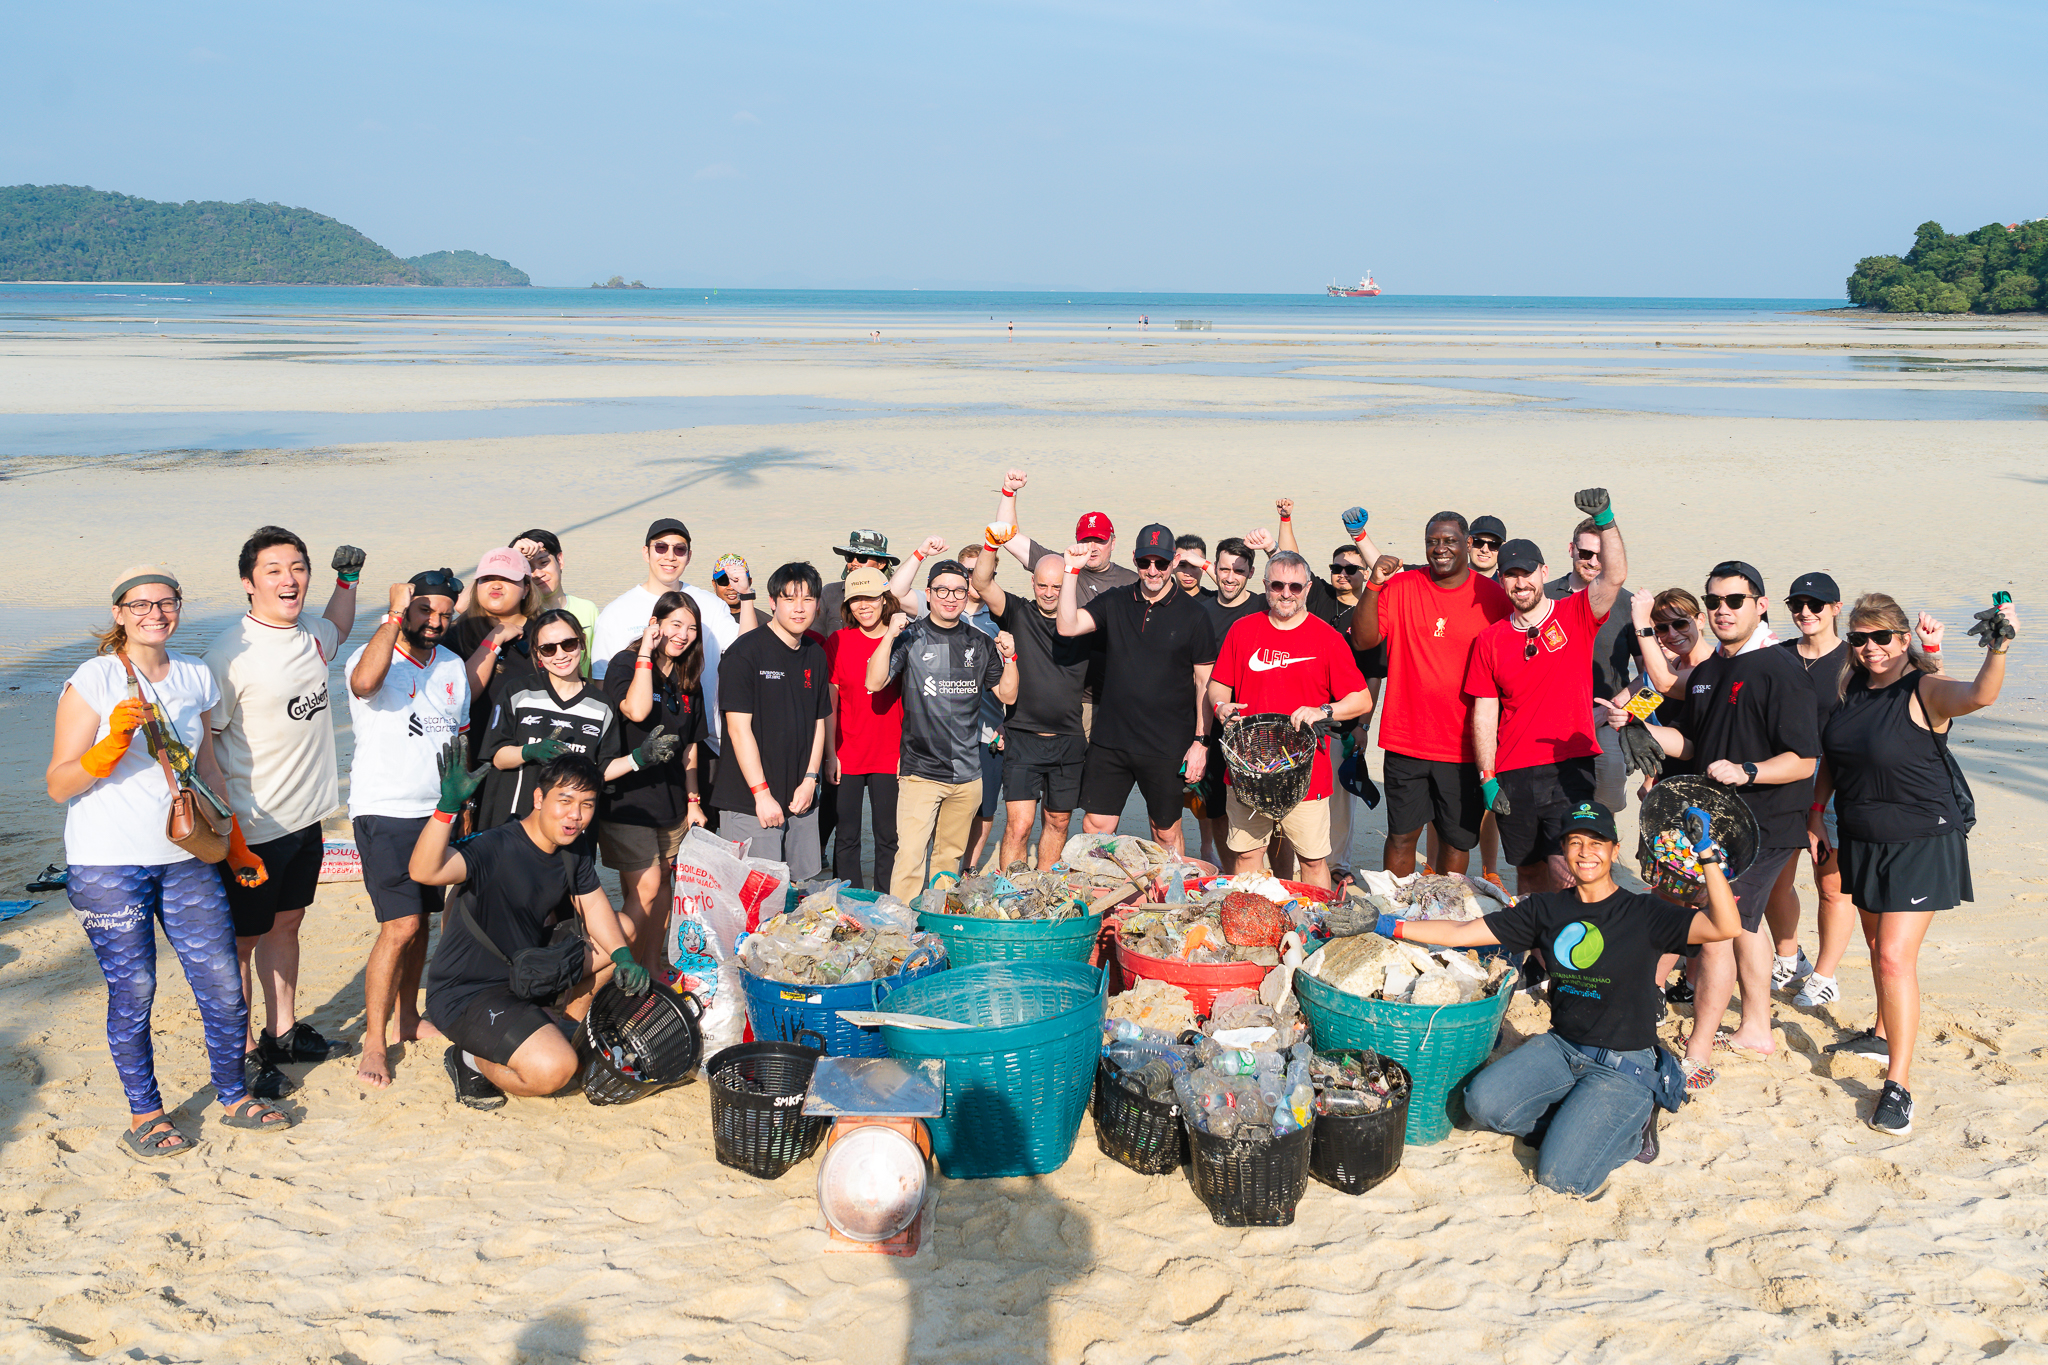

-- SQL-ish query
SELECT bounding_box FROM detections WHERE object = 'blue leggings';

[69,861,249,1114]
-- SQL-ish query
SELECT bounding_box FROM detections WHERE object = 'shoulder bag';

[118,654,229,864]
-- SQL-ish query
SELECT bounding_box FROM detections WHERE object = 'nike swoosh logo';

[1910,897,1927,905]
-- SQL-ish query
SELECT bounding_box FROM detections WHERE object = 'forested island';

[0,185,529,286]
[1848,219,2045,314]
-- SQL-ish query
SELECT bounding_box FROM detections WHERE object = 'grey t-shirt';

[884,617,1006,783]
[1546,574,1639,701]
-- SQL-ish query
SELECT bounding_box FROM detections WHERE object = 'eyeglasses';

[1652,619,1691,636]
[1135,557,1170,571]
[929,585,969,600]
[1329,563,1364,576]
[649,540,689,557]
[1267,580,1309,595]
[1524,627,1540,661]
[534,639,582,658]
[1470,538,1501,552]
[1702,593,1753,610]
[1786,596,1832,615]
[1573,547,1601,561]
[118,597,182,618]
[1846,629,1905,647]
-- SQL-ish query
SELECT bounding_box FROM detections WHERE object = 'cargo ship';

[1326,273,1380,297]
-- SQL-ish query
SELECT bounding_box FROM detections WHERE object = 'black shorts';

[1495,757,1599,868]
[1729,846,1798,932]
[223,820,326,938]
[1839,830,1971,914]
[1002,730,1087,809]
[439,984,555,1068]
[1080,744,1185,830]
[353,815,445,923]
[1382,751,1483,850]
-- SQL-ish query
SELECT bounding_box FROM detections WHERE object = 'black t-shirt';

[712,626,830,811]
[884,616,1008,783]
[1086,584,1219,759]
[1547,576,1640,701]
[1780,638,1850,735]
[476,674,622,829]
[1822,671,1964,843]
[447,617,533,764]
[600,647,706,827]
[1484,887,1695,1052]
[1670,643,1821,848]
[424,821,602,1026]
[995,597,1091,736]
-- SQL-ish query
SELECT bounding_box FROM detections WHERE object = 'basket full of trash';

[1218,713,1324,820]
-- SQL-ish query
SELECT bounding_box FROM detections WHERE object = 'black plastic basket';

[1308,1058,1411,1196]
[706,1029,832,1179]
[581,983,704,1106]
[1091,1057,1187,1175]
[1220,714,1323,820]
[1182,1114,1316,1226]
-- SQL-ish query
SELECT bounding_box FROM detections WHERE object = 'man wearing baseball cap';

[1464,490,1629,896]
[1058,522,1218,852]
[592,518,747,766]
[1389,800,1740,1195]
[819,529,901,627]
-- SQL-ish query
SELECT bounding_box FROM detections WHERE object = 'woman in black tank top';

[1814,591,2018,1137]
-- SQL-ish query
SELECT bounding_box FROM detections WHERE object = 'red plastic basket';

[1115,877,1332,1016]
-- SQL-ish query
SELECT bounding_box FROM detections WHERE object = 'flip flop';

[120,1118,198,1159]
[220,1097,296,1131]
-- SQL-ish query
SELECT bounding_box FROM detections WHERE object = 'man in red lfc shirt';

[1350,511,1511,877]
[1208,551,1372,890]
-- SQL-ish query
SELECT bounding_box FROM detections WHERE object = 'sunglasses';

[534,638,582,658]
[1329,563,1364,576]
[1652,619,1691,635]
[1846,629,1906,647]
[1136,557,1171,571]
[649,540,689,557]
[1786,596,1833,615]
[1702,593,1753,611]
[1470,538,1501,552]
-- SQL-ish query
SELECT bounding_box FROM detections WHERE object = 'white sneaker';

[1794,973,1839,1007]
[1773,948,1814,991]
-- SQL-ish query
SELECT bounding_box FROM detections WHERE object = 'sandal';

[220,1097,296,1131]
[121,1118,198,1159]
[1681,1060,1717,1092]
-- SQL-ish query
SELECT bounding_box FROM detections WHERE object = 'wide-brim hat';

[834,529,900,567]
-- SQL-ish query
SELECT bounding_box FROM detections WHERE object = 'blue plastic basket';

[880,961,1107,1179]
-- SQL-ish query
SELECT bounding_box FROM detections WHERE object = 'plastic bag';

[667,826,790,1060]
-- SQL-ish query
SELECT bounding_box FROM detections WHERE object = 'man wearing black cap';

[346,569,471,1088]
[1058,523,1218,852]
[1469,516,1507,580]
[592,518,742,765]
[819,528,900,629]
[1546,512,1642,814]
[1390,801,1740,1195]
[1624,560,1821,1088]
[1464,491,1628,895]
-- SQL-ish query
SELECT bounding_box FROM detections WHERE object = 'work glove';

[609,947,650,996]
[1480,774,1512,817]
[521,734,570,765]
[331,545,367,585]
[435,738,489,814]
[1682,805,1723,865]
[630,724,678,769]
[1967,601,2017,649]
[1573,488,1614,528]
[226,817,270,888]
[1341,507,1370,540]
[79,697,152,778]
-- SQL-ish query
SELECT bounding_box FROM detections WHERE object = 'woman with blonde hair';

[1818,591,2017,1135]
[45,566,294,1156]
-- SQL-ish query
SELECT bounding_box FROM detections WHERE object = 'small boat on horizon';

[1326,273,1381,297]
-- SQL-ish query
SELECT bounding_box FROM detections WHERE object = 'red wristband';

[432,809,456,824]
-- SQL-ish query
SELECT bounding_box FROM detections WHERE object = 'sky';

[5,1,2044,296]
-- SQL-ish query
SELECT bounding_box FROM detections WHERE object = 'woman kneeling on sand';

[45,566,295,1156]
[1376,802,1738,1196]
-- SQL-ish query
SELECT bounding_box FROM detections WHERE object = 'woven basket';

[1090,1057,1187,1175]
[1182,1116,1316,1226]
[917,908,1104,967]
[1295,966,1517,1144]
[705,1031,832,1180]
[879,961,1107,1179]
[1219,713,1323,820]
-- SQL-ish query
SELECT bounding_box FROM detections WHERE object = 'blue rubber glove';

[1374,912,1401,939]
[609,947,650,996]
[1341,507,1370,539]
[1682,805,1723,864]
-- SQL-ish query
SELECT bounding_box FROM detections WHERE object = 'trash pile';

[1310,1049,1408,1116]
[915,868,1095,921]
[738,887,944,985]
[1117,875,1321,966]
[1301,933,1511,1005]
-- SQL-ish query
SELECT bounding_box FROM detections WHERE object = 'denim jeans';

[1463,1031,1655,1196]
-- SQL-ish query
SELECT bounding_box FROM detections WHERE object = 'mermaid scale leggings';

[68,861,249,1114]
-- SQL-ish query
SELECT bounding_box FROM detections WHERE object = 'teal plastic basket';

[1295,965,1518,1145]
[916,909,1104,967]
[879,961,1107,1179]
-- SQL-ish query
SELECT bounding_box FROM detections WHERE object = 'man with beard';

[346,569,472,1088]
[1463,490,1628,895]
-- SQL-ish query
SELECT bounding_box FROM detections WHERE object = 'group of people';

[45,477,2017,1195]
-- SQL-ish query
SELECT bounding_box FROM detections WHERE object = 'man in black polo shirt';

[974,545,1092,870]
[1058,523,1218,853]
[712,563,832,880]
[1629,560,1820,1089]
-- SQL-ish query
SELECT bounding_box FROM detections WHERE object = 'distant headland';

[1848,219,2044,314]
[0,185,530,287]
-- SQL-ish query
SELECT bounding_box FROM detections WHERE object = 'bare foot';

[357,1045,393,1089]
[397,1018,444,1044]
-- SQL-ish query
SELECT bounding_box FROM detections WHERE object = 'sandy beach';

[3,302,2047,1362]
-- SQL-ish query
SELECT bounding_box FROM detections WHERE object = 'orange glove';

[226,818,269,888]
[78,698,153,779]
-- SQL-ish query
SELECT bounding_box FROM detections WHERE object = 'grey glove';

[331,545,367,584]
[631,724,679,769]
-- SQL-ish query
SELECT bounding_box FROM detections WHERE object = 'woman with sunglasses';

[600,592,706,971]
[46,566,294,1157]
[1817,592,2016,1136]
[476,610,674,831]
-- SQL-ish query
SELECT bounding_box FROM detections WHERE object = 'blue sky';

[6,2,2042,295]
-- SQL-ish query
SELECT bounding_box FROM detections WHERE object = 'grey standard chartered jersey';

[884,617,1006,783]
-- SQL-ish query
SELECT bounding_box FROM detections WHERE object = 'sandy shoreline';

[2,310,2047,1362]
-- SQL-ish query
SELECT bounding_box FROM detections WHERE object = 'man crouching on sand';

[411,747,649,1110]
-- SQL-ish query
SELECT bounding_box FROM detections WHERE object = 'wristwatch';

[1741,761,1759,785]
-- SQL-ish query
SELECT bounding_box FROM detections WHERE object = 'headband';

[112,574,180,604]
